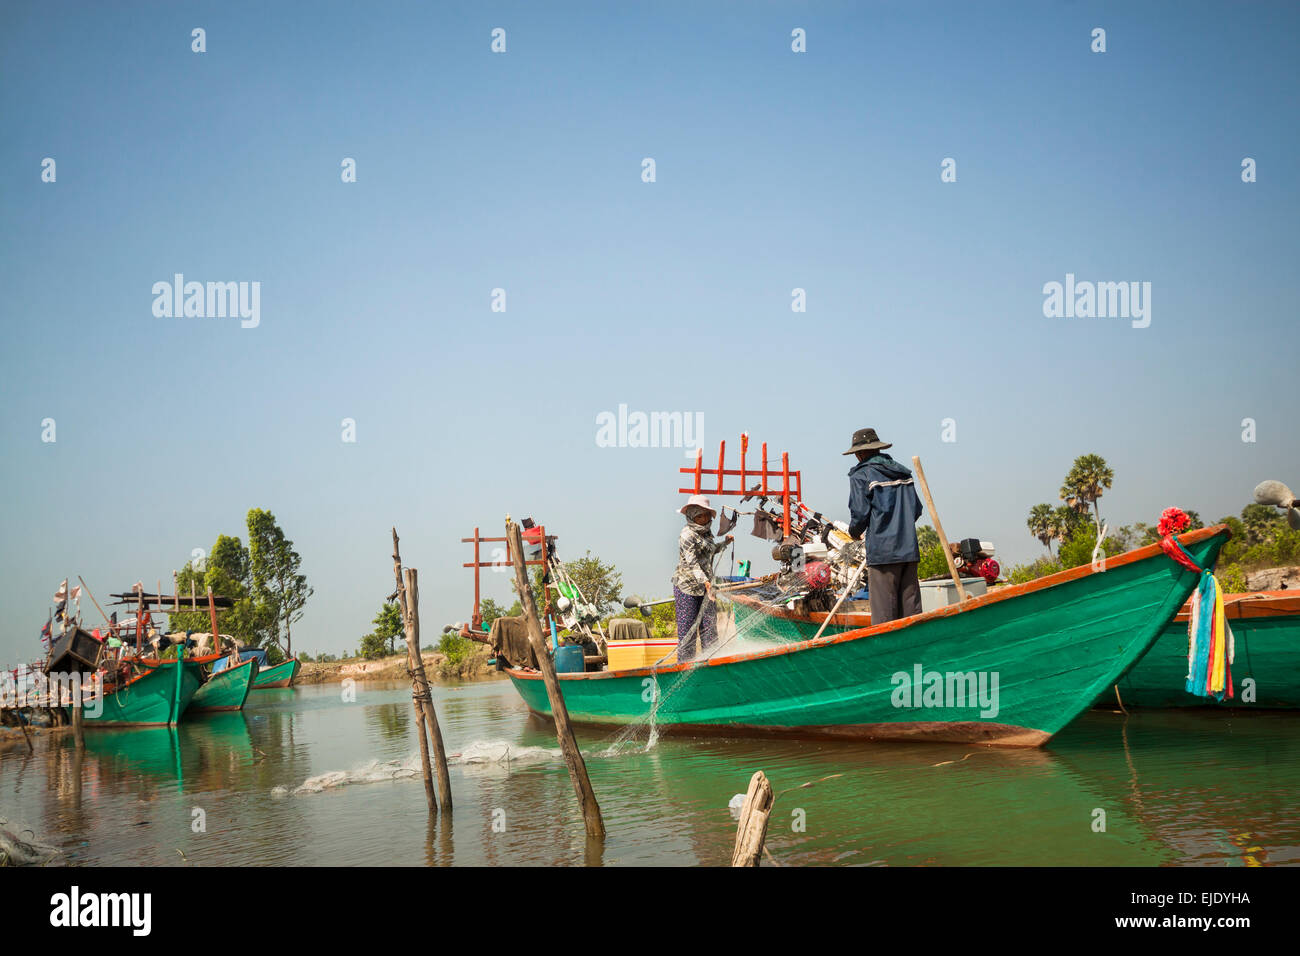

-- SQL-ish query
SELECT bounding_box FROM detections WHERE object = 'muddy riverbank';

[298,646,494,684]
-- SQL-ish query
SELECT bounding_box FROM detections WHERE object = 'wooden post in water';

[405,567,453,810]
[506,517,605,839]
[911,455,969,602]
[391,529,452,812]
[70,681,84,749]
[731,770,774,866]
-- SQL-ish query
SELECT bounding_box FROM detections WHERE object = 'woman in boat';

[673,495,733,661]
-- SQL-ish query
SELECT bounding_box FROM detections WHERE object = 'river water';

[2,678,1297,866]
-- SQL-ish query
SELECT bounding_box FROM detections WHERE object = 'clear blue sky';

[2,1,1297,663]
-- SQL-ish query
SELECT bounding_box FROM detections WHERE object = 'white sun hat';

[678,494,717,517]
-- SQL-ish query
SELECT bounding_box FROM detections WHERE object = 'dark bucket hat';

[842,427,892,455]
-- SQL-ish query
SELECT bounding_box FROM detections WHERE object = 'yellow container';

[606,638,678,671]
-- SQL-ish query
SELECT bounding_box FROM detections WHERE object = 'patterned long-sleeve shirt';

[673,522,729,596]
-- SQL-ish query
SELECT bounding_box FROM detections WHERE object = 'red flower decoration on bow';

[1157,507,1191,538]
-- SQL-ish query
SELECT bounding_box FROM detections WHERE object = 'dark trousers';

[674,586,717,662]
[867,562,922,625]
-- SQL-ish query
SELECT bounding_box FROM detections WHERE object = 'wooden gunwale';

[1171,590,1299,622]
[508,525,1229,683]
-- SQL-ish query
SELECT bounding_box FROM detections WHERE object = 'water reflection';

[1,680,1296,866]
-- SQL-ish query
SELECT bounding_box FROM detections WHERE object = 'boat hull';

[252,657,300,689]
[82,659,202,727]
[1114,592,1300,709]
[507,527,1228,747]
[190,657,259,713]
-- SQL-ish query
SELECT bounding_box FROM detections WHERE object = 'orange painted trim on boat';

[508,524,1231,683]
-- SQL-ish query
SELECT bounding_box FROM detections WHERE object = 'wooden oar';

[911,456,969,602]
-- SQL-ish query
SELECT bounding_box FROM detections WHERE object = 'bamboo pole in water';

[405,568,452,810]
[391,538,436,813]
[391,529,452,812]
[506,517,605,839]
[731,770,774,866]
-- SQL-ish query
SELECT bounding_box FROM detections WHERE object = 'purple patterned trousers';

[674,586,718,662]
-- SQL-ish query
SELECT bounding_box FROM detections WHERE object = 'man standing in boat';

[844,427,925,624]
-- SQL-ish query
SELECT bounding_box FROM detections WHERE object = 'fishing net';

[270,740,565,797]
[0,814,59,866]
[599,570,823,756]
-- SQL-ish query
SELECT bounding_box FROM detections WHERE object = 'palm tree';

[1060,454,1115,528]
[1027,503,1055,555]
[1050,506,1076,549]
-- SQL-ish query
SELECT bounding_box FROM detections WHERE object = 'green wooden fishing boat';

[82,657,202,727]
[1113,591,1300,709]
[507,526,1230,747]
[190,655,260,713]
[251,654,300,689]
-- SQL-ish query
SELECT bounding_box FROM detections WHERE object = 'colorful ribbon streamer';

[1160,534,1234,700]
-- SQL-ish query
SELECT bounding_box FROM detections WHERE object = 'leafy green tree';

[1241,503,1281,545]
[437,631,474,667]
[372,601,403,655]
[247,508,313,657]
[1005,556,1064,584]
[168,536,271,649]
[1057,524,1126,569]
[563,551,624,613]
[359,632,389,659]
[916,525,940,551]
[1059,454,1114,528]
[917,543,950,579]
[478,596,519,628]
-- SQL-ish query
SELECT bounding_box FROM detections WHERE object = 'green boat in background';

[83,656,202,728]
[1114,591,1300,709]
[239,650,300,689]
[507,526,1230,747]
[190,655,260,713]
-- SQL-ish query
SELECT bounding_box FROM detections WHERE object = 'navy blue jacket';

[847,454,925,565]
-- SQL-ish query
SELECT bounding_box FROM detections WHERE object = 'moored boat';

[190,654,260,712]
[246,651,300,689]
[506,526,1230,747]
[1113,591,1300,709]
[83,656,202,727]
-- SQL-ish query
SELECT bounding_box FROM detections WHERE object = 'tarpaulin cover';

[606,618,651,642]
[490,617,538,669]
[214,648,268,673]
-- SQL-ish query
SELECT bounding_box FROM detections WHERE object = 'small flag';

[40,615,51,639]
[53,579,68,602]
[70,585,81,602]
